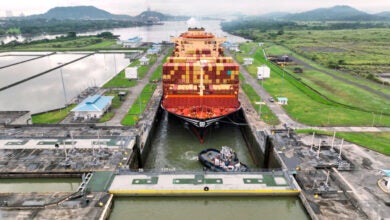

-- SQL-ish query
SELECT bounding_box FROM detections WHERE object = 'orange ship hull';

[162,94,241,128]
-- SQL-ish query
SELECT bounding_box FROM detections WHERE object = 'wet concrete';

[272,130,390,220]
[0,192,112,220]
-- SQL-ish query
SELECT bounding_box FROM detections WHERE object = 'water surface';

[110,197,309,220]
[0,178,80,193]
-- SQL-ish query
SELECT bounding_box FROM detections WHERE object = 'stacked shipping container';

[161,27,241,127]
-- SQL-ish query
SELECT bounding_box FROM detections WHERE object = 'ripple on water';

[181,151,199,161]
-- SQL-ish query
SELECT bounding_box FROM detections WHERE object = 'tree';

[97,31,115,39]
[67,31,77,38]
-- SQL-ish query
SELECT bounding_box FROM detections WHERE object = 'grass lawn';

[150,47,173,82]
[241,83,279,125]
[102,67,137,88]
[98,112,115,123]
[32,104,76,124]
[248,28,390,84]
[265,43,390,97]
[98,90,128,123]
[235,43,390,126]
[103,54,157,88]
[279,29,390,80]
[3,37,122,51]
[296,129,390,156]
[121,84,156,126]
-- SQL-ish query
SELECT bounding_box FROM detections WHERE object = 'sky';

[1,0,389,17]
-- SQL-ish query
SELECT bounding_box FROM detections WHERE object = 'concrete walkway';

[102,47,170,126]
[229,50,303,129]
[109,172,299,196]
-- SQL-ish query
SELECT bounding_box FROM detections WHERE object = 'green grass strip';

[121,83,156,126]
[296,129,390,156]
[32,104,76,124]
[241,83,280,125]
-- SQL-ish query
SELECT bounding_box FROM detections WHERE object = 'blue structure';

[122,36,143,48]
[277,97,288,105]
[382,170,390,177]
[147,47,160,55]
[71,95,114,120]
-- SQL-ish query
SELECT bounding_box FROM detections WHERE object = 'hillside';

[28,6,133,20]
[376,11,390,18]
[284,5,385,21]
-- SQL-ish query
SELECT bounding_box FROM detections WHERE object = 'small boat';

[198,146,249,172]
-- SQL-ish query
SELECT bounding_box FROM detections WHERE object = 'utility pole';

[58,63,68,109]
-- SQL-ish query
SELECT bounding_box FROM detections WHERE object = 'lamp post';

[255,100,264,120]
[58,62,68,108]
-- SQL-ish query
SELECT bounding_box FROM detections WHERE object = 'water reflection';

[82,20,247,43]
[144,112,256,170]
[0,55,40,67]
[110,197,309,220]
[0,53,87,88]
[0,178,80,193]
[0,20,247,44]
[0,53,129,113]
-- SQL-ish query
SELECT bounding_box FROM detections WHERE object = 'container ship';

[161,27,240,143]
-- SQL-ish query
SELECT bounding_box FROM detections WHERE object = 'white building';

[277,97,288,105]
[125,67,138,79]
[243,58,254,65]
[229,43,240,52]
[147,47,160,55]
[71,95,114,120]
[139,56,150,65]
[122,36,142,48]
[257,65,271,79]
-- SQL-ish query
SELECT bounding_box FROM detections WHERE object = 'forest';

[0,18,140,37]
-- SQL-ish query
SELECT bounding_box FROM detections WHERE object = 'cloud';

[0,0,388,17]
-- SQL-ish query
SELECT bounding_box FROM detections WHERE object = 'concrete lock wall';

[238,109,281,169]
[128,102,163,170]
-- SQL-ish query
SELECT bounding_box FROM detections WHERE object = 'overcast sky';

[1,0,389,17]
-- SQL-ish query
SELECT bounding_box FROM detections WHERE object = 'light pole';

[255,100,264,120]
[58,62,68,108]
[113,54,117,74]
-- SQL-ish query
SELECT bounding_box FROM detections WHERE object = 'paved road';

[102,47,170,126]
[227,48,390,132]
[227,50,303,129]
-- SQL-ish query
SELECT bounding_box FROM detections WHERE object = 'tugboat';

[198,146,249,172]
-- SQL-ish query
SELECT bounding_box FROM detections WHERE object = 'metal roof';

[382,170,390,177]
[71,95,114,112]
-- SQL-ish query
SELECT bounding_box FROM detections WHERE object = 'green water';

[144,113,257,170]
[109,197,309,220]
[0,178,80,193]
[124,112,308,220]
